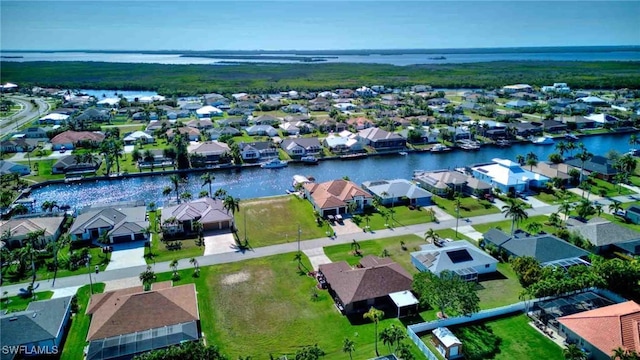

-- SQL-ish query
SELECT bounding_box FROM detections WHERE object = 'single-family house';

[312,118,339,133]
[303,179,373,217]
[309,97,331,111]
[505,100,533,109]
[189,141,230,167]
[280,138,322,158]
[362,179,433,207]
[563,116,597,130]
[1,296,73,360]
[51,155,101,175]
[542,120,568,133]
[166,110,190,120]
[432,327,463,360]
[558,301,640,360]
[398,127,439,144]
[96,98,120,108]
[245,125,278,137]
[346,117,374,130]
[161,197,234,234]
[0,216,65,249]
[529,162,572,185]
[541,83,571,94]
[323,131,364,153]
[282,104,308,113]
[578,96,609,106]
[252,115,280,126]
[203,93,229,106]
[75,108,111,123]
[85,283,200,360]
[318,256,414,315]
[38,113,70,125]
[471,158,549,194]
[566,217,640,254]
[239,141,278,161]
[427,98,450,106]
[145,120,174,133]
[50,131,105,150]
[218,116,248,128]
[412,240,498,281]
[69,205,149,243]
[185,119,214,130]
[482,228,590,265]
[506,122,542,137]
[0,160,30,176]
[123,131,155,145]
[207,126,241,140]
[359,128,406,150]
[0,138,38,153]
[502,84,533,93]
[22,127,49,139]
[280,122,301,135]
[564,155,619,181]
[195,105,223,118]
[166,127,201,142]
[137,149,174,169]
[585,113,619,126]
[413,170,490,197]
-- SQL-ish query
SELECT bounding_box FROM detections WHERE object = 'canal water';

[31,133,638,210]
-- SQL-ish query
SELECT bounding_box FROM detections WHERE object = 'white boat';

[300,155,318,164]
[261,159,288,168]
[292,175,311,187]
[430,144,451,152]
[564,134,579,141]
[399,151,408,156]
[458,140,481,151]
[532,136,554,145]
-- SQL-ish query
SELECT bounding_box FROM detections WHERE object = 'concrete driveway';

[203,230,237,255]
[330,218,361,236]
[303,247,332,271]
[105,245,146,271]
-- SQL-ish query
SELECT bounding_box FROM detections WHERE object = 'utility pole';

[297,224,301,253]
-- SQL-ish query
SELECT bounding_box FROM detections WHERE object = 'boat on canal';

[261,158,288,168]
[532,136,554,145]
[300,155,319,164]
[430,143,451,153]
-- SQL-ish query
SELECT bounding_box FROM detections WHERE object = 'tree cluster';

[412,270,480,317]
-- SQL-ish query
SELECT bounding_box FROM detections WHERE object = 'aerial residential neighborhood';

[1,1,640,359]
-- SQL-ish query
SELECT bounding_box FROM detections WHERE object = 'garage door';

[203,221,219,231]
[324,209,337,216]
[112,235,131,243]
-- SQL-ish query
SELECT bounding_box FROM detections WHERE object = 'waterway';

[30,133,638,210]
[3,49,639,66]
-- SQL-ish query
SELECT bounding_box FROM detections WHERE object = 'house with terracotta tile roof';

[50,131,105,150]
[166,126,201,141]
[318,256,414,315]
[558,301,640,360]
[161,197,234,234]
[303,179,373,217]
[85,282,200,360]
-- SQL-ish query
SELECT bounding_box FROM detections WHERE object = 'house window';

[485,264,490,268]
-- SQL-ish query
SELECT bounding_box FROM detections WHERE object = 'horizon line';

[3,45,640,53]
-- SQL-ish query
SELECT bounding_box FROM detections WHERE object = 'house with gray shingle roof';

[564,155,619,181]
[69,205,148,243]
[567,217,640,254]
[280,138,322,157]
[161,197,234,235]
[482,228,590,264]
[411,240,498,282]
[1,296,72,360]
[359,127,406,150]
[362,179,433,207]
[0,160,30,176]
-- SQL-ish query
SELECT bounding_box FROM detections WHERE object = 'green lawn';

[533,190,581,205]
[476,263,524,309]
[2,245,110,285]
[472,215,556,236]
[167,253,424,359]
[353,205,435,231]
[0,291,53,313]
[147,234,204,264]
[483,314,563,360]
[432,195,500,218]
[234,195,327,248]
[584,178,633,197]
[61,283,106,360]
[323,230,474,273]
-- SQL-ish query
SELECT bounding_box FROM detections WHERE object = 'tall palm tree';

[526,151,539,171]
[501,198,529,236]
[342,338,355,360]
[169,259,179,275]
[189,257,200,275]
[563,344,586,360]
[350,239,361,255]
[516,154,525,166]
[24,229,45,290]
[576,150,593,196]
[559,201,573,221]
[566,141,576,157]
[555,141,567,158]
[363,307,384,356]
[139,265,156,291]
[169,174,184,203]
[223,195,240,216]
[201,173,214,197]
[629,134,638,148]
[214,188,228,200]
[525,222,542,234]
[424,228,440,244]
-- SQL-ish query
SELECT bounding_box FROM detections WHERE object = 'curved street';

[0,95,49,138]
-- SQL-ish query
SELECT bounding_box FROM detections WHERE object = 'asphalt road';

[0,95,49,138]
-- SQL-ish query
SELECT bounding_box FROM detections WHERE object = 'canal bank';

[23,132,639,210]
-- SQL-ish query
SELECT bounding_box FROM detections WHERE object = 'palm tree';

[566,141,576,157]
[576,150,593,196]
[629,134,638,148]
[516,154,525,166]
[525,222,542,234]
[189,257,200,276]
[342,338,355,360]
[609,200,623,216]
[612,347,627,360]
[563,344,587,360]
[363,307,384,356]
[555,141,567,158]
[214,188,228,200]
[559,201,573,221]
[548,212,562,227]
[201,173,214,197]
[169,174,184,203]
[139,265,156,291]
[180,192,193,202]
[169,259,179,275]
[350,239,361,255]
[526,152,539,171]
[24,230,45,289]
[424,228,440,244]
[501,198,529,236]
[223,195,240,216]
[575,199,595,219]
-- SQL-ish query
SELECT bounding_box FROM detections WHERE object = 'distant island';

[179,54,333,63]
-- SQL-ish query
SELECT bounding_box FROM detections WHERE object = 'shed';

[432,327,463,359]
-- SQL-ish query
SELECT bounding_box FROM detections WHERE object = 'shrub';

[454,324,501,360]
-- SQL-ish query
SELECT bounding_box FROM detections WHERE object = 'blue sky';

[1,1,639,50]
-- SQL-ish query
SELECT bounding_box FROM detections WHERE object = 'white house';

[411,240,498,282]
[196,105,223,118]
[123,131,155,145]
[585,113,619,126]
[471,158,549,194]
[323,131,364,152]
[39,113,70,125]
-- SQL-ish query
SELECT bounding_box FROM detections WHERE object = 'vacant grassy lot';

[353,205,435,231]
[533,190,581,205]
[476,263,524,309]
[61,283,106,360]
[481,314,563,360]
[161,253,422,359]
[432,195,500,218]
[234,195,327,248]
[472,215,556,236]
